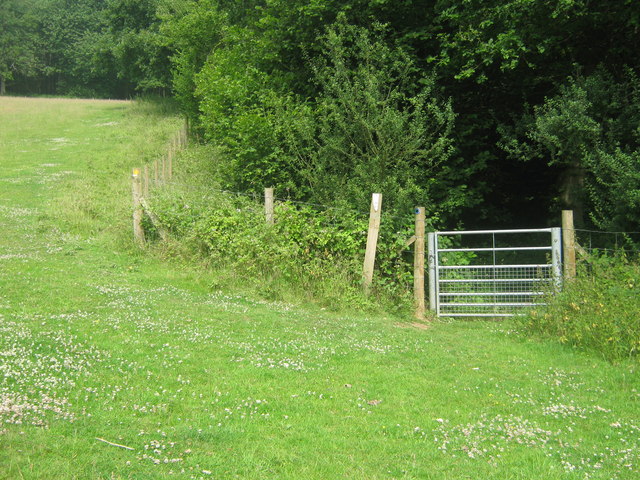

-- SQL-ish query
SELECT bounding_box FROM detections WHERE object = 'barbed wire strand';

[149,180,416,222]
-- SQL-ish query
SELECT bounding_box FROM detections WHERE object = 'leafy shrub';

[518,254,640,362]
[277,18,456,217]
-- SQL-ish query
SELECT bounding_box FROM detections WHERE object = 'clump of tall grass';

[518,253,640,362]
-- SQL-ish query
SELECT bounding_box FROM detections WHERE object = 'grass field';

[0,96,638,479]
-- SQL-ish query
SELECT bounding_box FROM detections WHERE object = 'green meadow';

[0,97,638,479]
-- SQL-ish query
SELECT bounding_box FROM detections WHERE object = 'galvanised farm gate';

[427,228,562,317]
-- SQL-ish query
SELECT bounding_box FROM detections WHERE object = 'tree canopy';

[3,0,640,230]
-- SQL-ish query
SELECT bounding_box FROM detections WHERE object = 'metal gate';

[427,228,562,317]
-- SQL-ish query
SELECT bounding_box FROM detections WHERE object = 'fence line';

[132,134,640,316]
[147,180,422,223]
[573,228,640,257]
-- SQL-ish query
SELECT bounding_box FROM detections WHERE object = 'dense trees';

[3,0,640,230]
[1,0,167,97]
[0,0,40,95]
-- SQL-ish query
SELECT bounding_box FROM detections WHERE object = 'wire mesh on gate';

[428,229,562,317]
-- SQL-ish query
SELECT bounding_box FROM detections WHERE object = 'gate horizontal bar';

[440,313,524,317]
[439,302,548,307]
[438,246,552,253]
[439,278,549,283]
[437,264,552,270]
[436,228,555,235]
[439,292,546,297]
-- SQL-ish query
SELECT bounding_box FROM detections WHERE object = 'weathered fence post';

[265,187,275,225]
[143,164,149,199]
[154,159,159,185]
[562,210,576,280]
[362,193,382,294]
[183,117,189,146]
[414,207,426,320]
[132,168,145,245]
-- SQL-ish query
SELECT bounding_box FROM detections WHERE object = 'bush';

[518,254,640,362]
[277,19,456,217]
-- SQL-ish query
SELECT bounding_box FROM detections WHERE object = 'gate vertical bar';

[427,232,437,312]
[551,227,562,291]
[434,233,441,316]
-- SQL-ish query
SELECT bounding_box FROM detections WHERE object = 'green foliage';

[4,0,640,231]
[502,68,640,230]
[0,0,40,92]
[433,0,591,83]
[148,175,418,310]
[518,255,640,362]
[104,0,171,95]
[586,149,640,232]
[276,20,456,219]
[158,0,227,123]
[192,25,305,195]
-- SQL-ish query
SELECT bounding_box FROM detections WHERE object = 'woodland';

[3,0,640,231]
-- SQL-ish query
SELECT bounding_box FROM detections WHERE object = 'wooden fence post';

[154,159,159,185]
[132,168,145,245]
[362,193,382,294]
[265,187,275,225]
[143,164,149,199]
[562,210,576,280]
[183,117,189,147]
[414,207,426,320]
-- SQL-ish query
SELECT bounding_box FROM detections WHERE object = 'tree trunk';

[0,75,5,96]
[559,163,586,228]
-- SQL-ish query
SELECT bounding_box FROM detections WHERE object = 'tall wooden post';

[414,207,426,320]
[265,187,275,225]
[362,193,382,294]
[132,168,145,245]
[562,210,576,280]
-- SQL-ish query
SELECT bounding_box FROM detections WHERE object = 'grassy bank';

[0,97,638,480]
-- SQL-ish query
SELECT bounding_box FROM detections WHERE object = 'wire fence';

[146,177,417,227]
[141,139,640,248]
[140,141,640,260]
[575,228,640,257]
